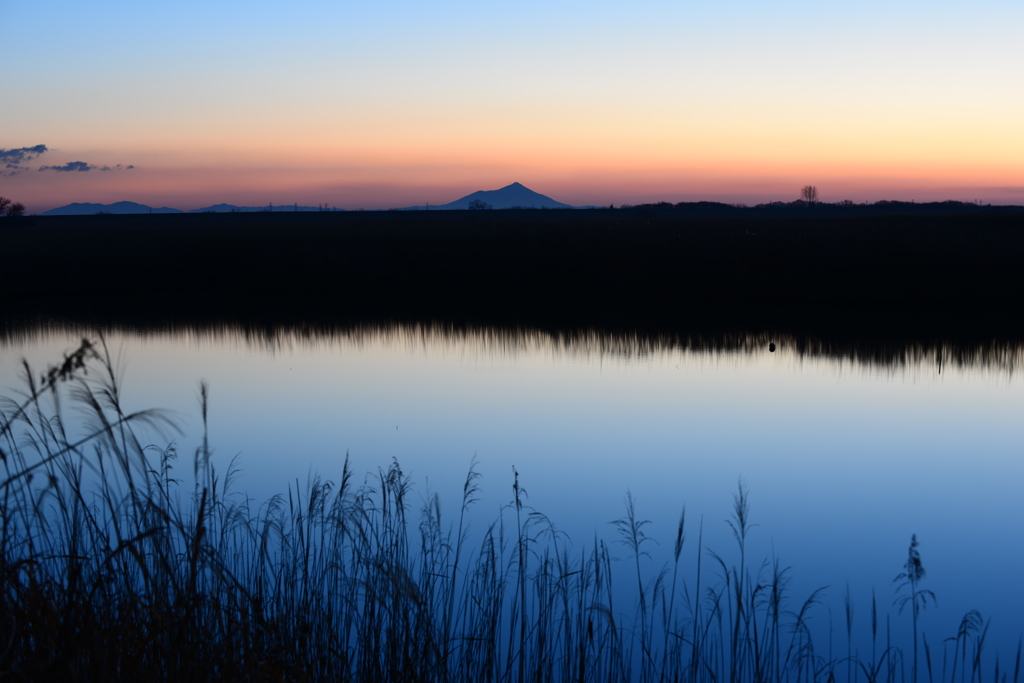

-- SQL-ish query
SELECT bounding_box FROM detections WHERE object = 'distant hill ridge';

[38,183,575,215]
[41,202,339,216]
[41,201,183,216]
[38,188,1015,217]
[187,204,341,214]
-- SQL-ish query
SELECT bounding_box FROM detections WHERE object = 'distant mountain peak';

[423,182,573,210]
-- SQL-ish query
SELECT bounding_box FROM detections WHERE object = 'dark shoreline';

[3,207,1023,354]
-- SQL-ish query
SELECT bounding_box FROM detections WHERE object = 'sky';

[3,0,1023,212]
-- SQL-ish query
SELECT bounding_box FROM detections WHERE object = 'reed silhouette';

[895,535,937,683]
[0,339,1019,682]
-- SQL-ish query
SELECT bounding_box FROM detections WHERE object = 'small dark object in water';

[769,342,776,352]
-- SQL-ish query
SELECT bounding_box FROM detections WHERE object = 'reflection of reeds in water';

[4,321,1024,374]
[1,340,1019,681]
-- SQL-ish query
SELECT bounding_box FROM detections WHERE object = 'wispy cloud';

[38,161,93,172]
[0,144,49,164]
[0,144,51,176]
[0,145,136,175]
[38,161,135,173]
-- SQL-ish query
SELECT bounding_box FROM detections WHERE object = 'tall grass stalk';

[896,535,937,683]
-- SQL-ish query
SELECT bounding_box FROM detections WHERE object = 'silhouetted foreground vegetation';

[2,207,1024,350]
[0,196,25,218]
[2,340,1020,682]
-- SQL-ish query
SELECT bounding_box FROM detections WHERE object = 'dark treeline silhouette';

[622,198,1019,216]
[2,207,1024,354]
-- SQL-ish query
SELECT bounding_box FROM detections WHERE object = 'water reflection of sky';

[2,327,1022,661]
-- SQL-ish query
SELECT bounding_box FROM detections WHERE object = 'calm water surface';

[2,325,1021,661]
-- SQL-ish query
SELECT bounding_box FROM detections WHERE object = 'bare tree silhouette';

[801,185,819,204]
[0,196,25,217]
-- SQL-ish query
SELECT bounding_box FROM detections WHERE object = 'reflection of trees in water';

[3,319,1023,374]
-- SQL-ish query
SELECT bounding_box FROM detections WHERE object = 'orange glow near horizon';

[11,168,1023,214]
[6,71,1024,211]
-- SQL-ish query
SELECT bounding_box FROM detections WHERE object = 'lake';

[2,322,1021,679]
